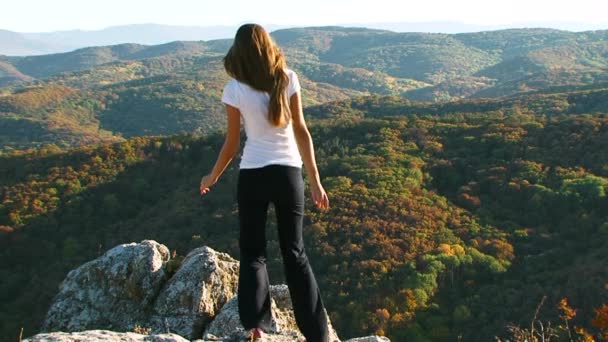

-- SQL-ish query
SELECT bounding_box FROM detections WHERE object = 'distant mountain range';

[1,26,608,153]
[2,22,607,56]
[0,24,287,56]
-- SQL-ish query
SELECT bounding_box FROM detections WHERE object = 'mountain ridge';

[3,23,607,56]
[0,26,608,155]
[2,26,606,101]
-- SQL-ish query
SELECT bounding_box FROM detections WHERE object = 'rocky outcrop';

[149,246,239,338]
[24,330,389,342]
[342,337,391,342]
[30,240,390,342]
[42,241,239,339]
[204,284,339,341]
[24,330,189,342]
[41,240,171,332]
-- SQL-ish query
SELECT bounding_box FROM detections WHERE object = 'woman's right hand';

[311,182,329,210]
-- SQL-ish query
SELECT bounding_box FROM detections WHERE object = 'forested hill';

[1,90,607,340]
[2,26,608,153]
[306,83,608,119]
[2,26,608,96]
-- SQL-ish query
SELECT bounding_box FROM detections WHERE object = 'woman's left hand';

[200,174,217,195]
[310,182,329,210]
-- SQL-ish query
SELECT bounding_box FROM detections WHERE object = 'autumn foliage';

[1,96,607,340]
[593,304,608,340]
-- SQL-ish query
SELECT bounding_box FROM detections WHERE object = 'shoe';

[247,328,264,341]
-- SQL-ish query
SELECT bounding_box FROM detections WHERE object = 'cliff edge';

[24,240,390,342]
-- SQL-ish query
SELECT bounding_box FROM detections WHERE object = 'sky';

[2,0,608,32]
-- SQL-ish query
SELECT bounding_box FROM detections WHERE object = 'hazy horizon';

[3,0,607,56]
[3,20,607,57]
[2,0,607,33]
[2,20,608,36]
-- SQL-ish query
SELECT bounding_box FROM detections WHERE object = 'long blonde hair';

[223,23,291,127]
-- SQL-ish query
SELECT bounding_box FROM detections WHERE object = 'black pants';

[237,164,329,342]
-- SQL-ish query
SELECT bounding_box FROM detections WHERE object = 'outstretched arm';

[290,90,329,209]
[200,104,241,195]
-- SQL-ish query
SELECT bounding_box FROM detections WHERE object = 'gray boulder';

[37,240,391,341]
[343,337,391,342]
[149,246,239,338]
[42,240,170,332]
[41,241,239,340]
[23,330,188,341]
[204,284,340,342]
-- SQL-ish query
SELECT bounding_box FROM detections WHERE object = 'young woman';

[199,23,330,342]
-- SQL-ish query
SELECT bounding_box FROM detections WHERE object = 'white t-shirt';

[221,68,304,169]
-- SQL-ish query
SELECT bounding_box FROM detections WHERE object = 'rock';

[23,330,188,341]
[199,331,302,342]
[37,240,391,342]
[41,241,239,340]
[343,337,391,342]
[204,284,340,342]
[25,331,391,342]
[42,240,170,332]
[149,246,239,339]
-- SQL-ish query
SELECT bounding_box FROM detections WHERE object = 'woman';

[199,23,330,342]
